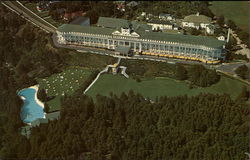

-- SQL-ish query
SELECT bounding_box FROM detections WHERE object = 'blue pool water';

[18,88,45,123]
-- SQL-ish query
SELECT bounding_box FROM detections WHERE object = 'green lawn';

[86,74,246,100]
[209,1,250,33]
[37,67,92,112]
[69,51,117,70]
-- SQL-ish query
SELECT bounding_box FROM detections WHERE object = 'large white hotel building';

[56,17,226,64]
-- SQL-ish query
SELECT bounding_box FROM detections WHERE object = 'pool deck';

[30,85,45,109]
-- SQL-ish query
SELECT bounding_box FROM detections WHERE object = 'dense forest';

[0,6,70,89]
[3,90,249,160]
[137,1,214,18]
[47,1,214,23]
[0,4,70,158]
[48,1,117,24]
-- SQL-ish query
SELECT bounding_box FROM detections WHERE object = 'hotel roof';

[97,16,130,29]
[58,24,115,35]
[70,16,90,26]
[131,20,152,31]
[138,30,225,48]
[148,19,172,25]
[57,24,225,48]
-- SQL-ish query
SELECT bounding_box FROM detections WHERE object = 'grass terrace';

[37,67,92,112]
[86,74,247,101]
[68,51,117,70]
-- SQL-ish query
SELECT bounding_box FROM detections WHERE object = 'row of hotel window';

[61,35,222,57]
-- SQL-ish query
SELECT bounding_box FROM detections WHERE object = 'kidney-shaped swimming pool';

[18,87,45,123]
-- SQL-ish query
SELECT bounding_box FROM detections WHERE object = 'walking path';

[83,58,124,94]
[230,30,250,59]
[120,66,129,78]
[83,66,108,94]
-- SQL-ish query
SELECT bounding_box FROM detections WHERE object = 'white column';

[195,48,197,58]
[212,51,215,61]
[184,46,187,57]
[205,50,208,61]
[178,46,181,56]
[202,50,205,60]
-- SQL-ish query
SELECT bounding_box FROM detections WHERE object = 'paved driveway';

[215,63,247,74]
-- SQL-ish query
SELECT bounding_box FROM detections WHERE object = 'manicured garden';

[37,67,92,111]
[86,73,247,100]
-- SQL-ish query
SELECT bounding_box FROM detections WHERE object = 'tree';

[188,64,220,87]
[135,76,141,82]
[175,64,188,80]
[49,10,61,21]
[190,28,201,35]
[198,2,214,18]
[237,31,250,48]
[235,65,249,79]
[225,36,238,62]
[0,17,5,31]
[37,88,47,102]
[226,19,237,30]
[217,15,224,27]
[43,103,50,113]
[214,27,223,36]
[236,86,249,101]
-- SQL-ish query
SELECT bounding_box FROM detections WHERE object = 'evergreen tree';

[235,64,249,79]
[37,88,47,102]
[217,15,225,27]
[175,64,188,80]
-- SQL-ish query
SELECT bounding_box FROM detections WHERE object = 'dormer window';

[121,27,131,35]
[112,27,140,37]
